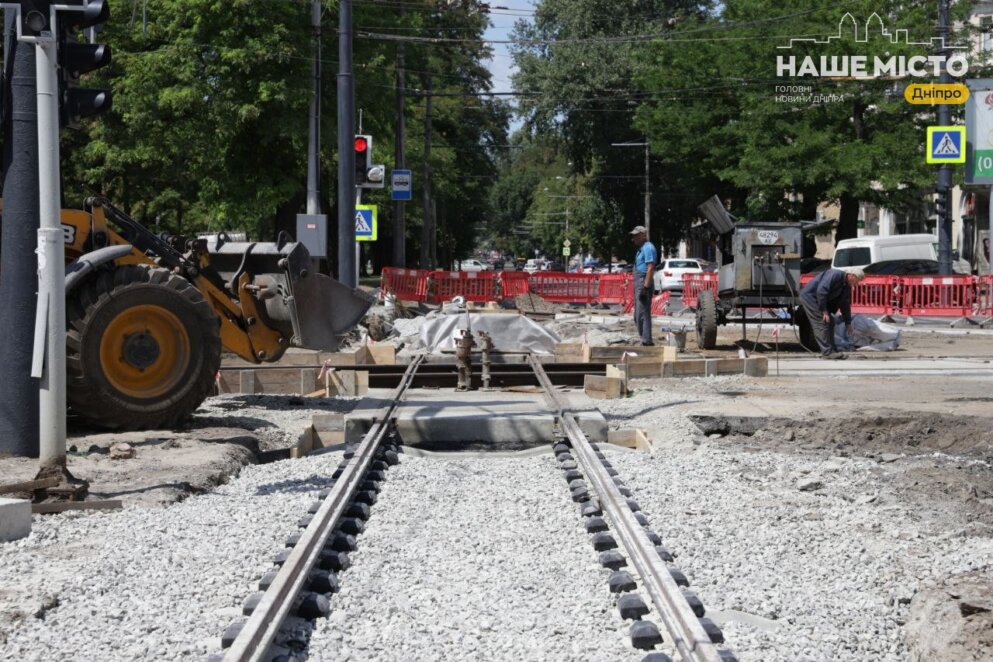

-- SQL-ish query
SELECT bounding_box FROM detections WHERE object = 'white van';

[832,234,937,270]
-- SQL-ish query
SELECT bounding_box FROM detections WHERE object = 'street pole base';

[32,462,89,503]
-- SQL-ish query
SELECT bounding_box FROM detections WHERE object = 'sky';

[483,0,537,94]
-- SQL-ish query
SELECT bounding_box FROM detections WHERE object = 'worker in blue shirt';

[630,225,657,345]
[799,267,864,359]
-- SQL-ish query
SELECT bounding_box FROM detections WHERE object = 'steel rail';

[223,355,424,662]
[528,355,724,662]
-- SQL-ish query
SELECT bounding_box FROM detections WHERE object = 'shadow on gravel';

[253,476,333,496]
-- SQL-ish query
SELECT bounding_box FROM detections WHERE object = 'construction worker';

[630,225,657,346]
[799,267,865,359]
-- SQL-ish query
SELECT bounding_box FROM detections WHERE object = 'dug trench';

[689,411,993,660]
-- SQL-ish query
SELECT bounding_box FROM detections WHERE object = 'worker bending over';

[799,267,865,360]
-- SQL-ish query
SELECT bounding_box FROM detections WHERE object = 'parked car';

[546,260,564,272]
[523,258,544,273]
[833,234,936,271]
[863,259,939,276]
[653,258,703,291]
[460,259,489,272]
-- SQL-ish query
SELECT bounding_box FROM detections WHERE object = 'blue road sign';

[355,205,377,242]
[927,126,966,164]
[391,169,412,201]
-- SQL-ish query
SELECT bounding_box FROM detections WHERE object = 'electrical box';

[296,214,327,259]
[730,223,802,293]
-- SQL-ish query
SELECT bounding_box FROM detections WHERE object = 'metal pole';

[644,141,650,241]
[34,38,65,469]
[392,12,406,268]
[337,0,356,287]
[937,0,953,275]
[0,21,40,457]
[355,189,361,286]
[420,74,434,269]
[305,0,321,215]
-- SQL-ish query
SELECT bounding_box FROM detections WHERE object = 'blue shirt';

[634,241,657,274]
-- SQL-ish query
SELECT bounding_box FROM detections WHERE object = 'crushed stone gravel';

[0,453,342,658]
[597,383,993,661]
[305,453,642,662]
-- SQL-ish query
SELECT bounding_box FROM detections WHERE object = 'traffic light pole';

[937,0,953,275]
[337,0,356,287]
[32,34,66,469]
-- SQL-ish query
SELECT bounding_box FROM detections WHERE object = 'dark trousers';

[801,296,835,356]
[633,278,652,344]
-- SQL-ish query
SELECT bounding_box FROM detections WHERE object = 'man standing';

[799,267,865,359]
[630,225,657,346]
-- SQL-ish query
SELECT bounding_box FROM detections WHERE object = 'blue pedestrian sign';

[926,126,966,164]
[391,169,412,201]
[355,205,378,242]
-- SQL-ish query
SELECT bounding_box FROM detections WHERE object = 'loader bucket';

[205,238,375,352]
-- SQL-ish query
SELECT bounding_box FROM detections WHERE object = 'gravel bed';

[598,386,993,661]
[0,453,344,659]
[306,453,642,661]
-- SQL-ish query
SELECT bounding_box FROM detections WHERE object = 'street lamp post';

[610,140,651,240]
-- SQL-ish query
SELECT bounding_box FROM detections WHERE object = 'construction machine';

[57,196,373,430]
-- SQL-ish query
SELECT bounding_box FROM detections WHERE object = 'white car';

[653,259,703,291]
[523,259,544,273]
[460,259,489,272]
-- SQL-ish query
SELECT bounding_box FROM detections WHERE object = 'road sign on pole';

[391,169,412,201]
[966,80,993,184]
[355,204,378,241]
[926,126,966,164]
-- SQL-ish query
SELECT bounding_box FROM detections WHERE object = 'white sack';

[420,313,561,354]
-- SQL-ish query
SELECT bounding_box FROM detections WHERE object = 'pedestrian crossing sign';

[355,205,377,242]
[926,126,966,164]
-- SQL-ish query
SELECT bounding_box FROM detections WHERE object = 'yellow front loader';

[58,197,372,430]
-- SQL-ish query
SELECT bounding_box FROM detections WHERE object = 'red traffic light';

[354,136,368,152]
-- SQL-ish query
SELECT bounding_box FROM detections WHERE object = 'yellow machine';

[60,197,372,430]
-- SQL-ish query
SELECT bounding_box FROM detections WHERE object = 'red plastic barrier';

[597,273,633,305]
[898,275,976,317]
[428,271,501,303]
[500,271,531,299]
[976,275,993,317]
[850,275,901,315]
[681,273,718,310]
[528,272,599,303]
[651,291,671,315]
[381,267,428,302]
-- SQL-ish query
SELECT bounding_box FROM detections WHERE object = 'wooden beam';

[31,500,123,514]
[0,477,60,493]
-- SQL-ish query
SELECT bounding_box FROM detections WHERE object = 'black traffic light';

[354,135,371,186]
[57,0,111,127]
[935,185,949,222]
[18,0,52,37]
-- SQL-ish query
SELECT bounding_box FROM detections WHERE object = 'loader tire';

[66,265,221,430]
[696,290,718,350]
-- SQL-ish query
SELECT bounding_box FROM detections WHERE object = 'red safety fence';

[381,267,428,302]
[382,267,993,318]
[528,272,600,303]
[898,275,976,317]
[598,273,633,305]
[681,273,719,310]
[501,271,531,298]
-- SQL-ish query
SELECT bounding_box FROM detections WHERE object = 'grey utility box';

[296,214,328,259]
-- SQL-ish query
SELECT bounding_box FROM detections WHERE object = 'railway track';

[217,353,735,661]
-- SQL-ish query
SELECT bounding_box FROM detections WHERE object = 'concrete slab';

[394,389,555,449]
[0,498,31,543]
[774,357,993,377]
[342,387,608,449]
